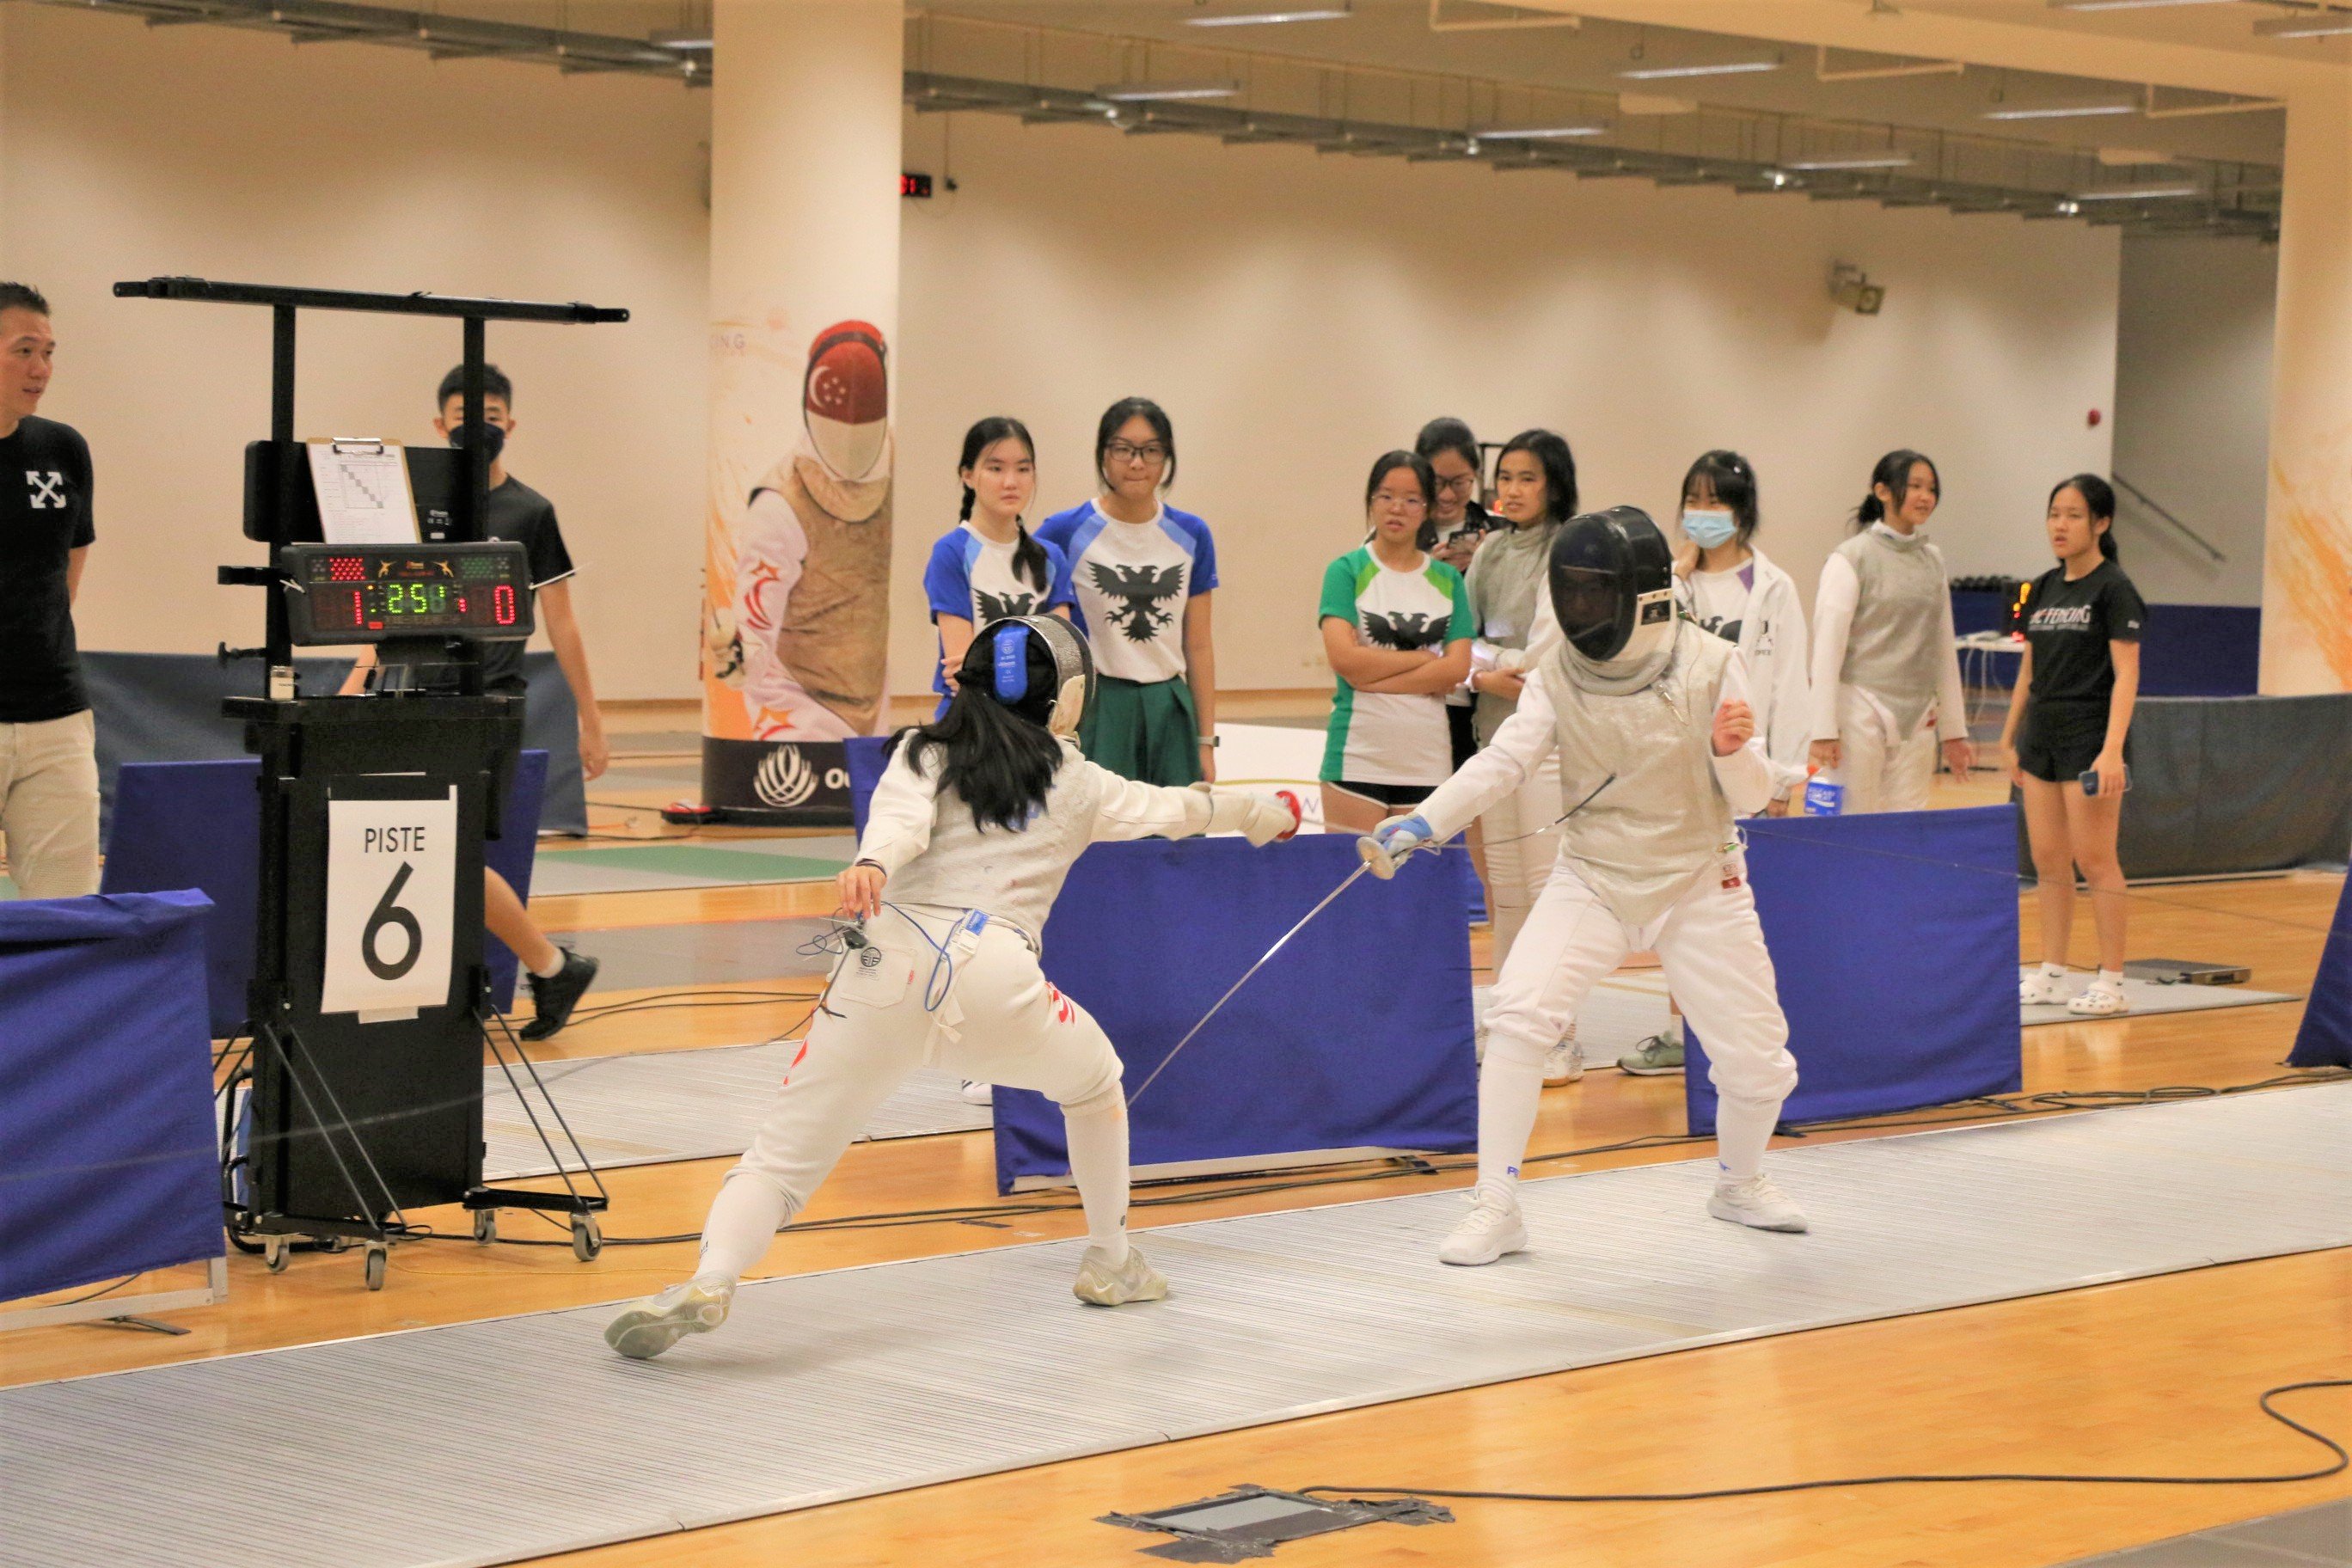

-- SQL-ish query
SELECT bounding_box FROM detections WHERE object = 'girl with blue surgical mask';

[1618,451,1812,1078]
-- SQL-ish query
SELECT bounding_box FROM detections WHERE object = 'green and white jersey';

[1319,546,1473,787]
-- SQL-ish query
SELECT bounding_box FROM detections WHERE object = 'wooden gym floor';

[3,711,2345,1568]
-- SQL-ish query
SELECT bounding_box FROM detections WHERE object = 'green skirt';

[1079,676,1203,786]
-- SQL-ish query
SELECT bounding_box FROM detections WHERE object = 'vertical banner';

[701,0,904,824]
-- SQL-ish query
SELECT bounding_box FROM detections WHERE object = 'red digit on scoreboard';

[351,589,364,628]
[493,585,517,626]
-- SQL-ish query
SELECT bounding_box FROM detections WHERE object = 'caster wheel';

[571,1215,603,1263]
[264,1238,289,1274]
[364,1245,388,1292]
[472,1210,497,1246]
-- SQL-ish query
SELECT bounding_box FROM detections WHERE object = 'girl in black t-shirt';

[1998,475,2147,1018]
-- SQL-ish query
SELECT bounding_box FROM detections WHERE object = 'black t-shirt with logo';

[474,476,573,695]
[2022,558,2146,717]
[0,416,96,723]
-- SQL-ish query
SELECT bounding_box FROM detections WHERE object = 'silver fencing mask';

[962,615,1098,737]
[1548,506,1677,665]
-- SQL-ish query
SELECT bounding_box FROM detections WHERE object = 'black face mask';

[446,420,507,465]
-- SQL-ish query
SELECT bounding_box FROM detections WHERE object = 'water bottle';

[1803,774,1846,817]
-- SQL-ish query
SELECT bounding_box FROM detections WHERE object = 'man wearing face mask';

[340,364,604,1040]
[1364,508,1806,1266]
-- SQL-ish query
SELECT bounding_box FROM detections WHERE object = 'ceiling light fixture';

[1184,7,1351,26]
[1094,80,1243,101]
[1473,124,1610,139]
[1783,153,1915,170]
[1981,101,2138,119]
[1618,59,1781,80]
[2253,9,2352,36]
[2072,182,2203,199]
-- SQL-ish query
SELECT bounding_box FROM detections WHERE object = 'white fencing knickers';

[694,903,1130,1283]
[1475,749,1563,967]
[1477,855,1798,1191]
[1833,687,1936,815]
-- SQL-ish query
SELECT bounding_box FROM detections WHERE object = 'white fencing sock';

[1713,1095,1782,1182]
[694,1169,796,1286]
[1476,1032,1549,1195]
[2091,968,2125,994]
[1062,1093,1132,1266]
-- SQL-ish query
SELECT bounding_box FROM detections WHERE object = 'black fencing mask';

[1548,506,1677,665]
[960,615,1097,737]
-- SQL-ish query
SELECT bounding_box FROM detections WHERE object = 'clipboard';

[306,438,421,545]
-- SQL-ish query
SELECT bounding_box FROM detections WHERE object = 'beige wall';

[10,3,2121,703]
[897,109,2118,691]
[1,5,709,700]
[2112,233,2277,608]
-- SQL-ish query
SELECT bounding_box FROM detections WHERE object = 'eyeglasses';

[1434,474,1479,495]
[1106,442,1169,467]
[1371,492,1429,511]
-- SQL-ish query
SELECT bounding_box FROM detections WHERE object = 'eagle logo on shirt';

[1362,609,1447,651]
[1088,561,1186,642]
[973,589,1038,622]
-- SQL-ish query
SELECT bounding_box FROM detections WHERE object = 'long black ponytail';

[2051,473,2121,561]
[958,415,1050,594]
[1856,449,1939,530]
[887,629,1066,833]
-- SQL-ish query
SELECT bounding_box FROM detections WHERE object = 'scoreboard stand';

[116,278,627,1289]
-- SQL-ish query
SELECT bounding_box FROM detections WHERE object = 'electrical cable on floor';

[1295,1379,2350,1506]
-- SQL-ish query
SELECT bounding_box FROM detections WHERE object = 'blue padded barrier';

[0,891,224,1301]
[2288,873,2352,1069]
[1686,805,2022,1135]
[101,750,547,1038]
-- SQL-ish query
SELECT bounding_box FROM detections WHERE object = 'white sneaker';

[959,1081,994,1106]
[2019,966,2071,1006]
[1542,1037,1584,1086]
[1073,1244,1167,1307]
[1708,1173,1809,1234]
[1438,1184,1528,1266]
[2067,983,2129,1018]
[603,1279,735,1360]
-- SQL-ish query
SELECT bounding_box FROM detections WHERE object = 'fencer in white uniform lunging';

[1364,507,1806,1265]
[605,616,1296,1359]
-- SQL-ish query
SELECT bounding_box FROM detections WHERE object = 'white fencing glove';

[1357,813,1434,879]
[1200,787,1301,848]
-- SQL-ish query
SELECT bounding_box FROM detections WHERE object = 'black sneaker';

[519,949,599,1041]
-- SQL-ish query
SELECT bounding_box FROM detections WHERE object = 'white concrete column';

[2258,76,2352,695]
[701,0,903,820]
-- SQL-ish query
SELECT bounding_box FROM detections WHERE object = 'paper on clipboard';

[308,438,420,544]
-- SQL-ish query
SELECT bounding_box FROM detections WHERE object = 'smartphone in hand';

[2080,766,2130,796]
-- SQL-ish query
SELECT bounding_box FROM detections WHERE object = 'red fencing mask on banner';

[803,321,890,482]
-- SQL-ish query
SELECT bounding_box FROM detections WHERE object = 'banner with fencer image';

[700,311,894,824]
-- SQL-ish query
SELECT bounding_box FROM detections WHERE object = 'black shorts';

[1327,779,1435,810]
[2017,703,2122,784]
[1445,702,1478,770]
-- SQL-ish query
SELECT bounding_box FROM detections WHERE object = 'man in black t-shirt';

[342,365,605,1038]
[0,283,101,899]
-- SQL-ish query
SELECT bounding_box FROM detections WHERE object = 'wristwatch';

[1198,735,1221,748]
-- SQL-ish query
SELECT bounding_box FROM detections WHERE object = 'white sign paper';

[321,790,458,1017]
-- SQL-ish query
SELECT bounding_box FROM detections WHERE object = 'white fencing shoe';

[2019,965,2071,1006]
[1707,1174,1809,1234]
[1438,1184,1528,1266]
[1074,1245,1168,1307]
[603,1279,735,1360]
[1543,1035,1584,1086]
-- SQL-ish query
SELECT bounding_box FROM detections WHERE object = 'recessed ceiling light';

[2253,9,2352,35]
[1184,8,1351,26]
[1474,124,1610,139]
[1784,153,1915,170]
[2073,182,2203,199]
[1618,60,1781,80]
[1094,81,1244,101]
[1982,101,2139,119]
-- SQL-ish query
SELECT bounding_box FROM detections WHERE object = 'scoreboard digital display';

[279,542,535,644]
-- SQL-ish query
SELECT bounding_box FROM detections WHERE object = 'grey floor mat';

[8,1085,2344,1568]
[2021,972,2300,1027]
[485,1047,985,1180]
[558,918,836,991]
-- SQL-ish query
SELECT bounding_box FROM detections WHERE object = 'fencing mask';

[1548,506,1677,666]
[962,616,1097,737]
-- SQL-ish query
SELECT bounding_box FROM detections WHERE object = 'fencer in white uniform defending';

[1364,507,1806,1265]
[606,616,1295,1359]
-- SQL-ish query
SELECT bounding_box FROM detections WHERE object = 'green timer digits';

[278,542,536,646]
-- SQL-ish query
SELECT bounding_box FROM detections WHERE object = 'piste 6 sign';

[321,792,459,1017]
